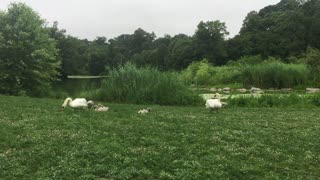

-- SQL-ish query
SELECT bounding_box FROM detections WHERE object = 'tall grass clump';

[307,93,320,106]
[242,60,309,88]
[94,63,201,105]
[227,94,316,108]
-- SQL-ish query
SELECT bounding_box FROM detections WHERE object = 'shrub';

[90,63,201,105]
[180,60,208,85]
[194,61,211,85]
[210,66,242,85]
[181,60,242,86]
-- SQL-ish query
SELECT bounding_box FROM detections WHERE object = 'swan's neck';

[62,98,72,107]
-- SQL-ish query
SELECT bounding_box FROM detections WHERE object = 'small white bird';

[61,97,90,111]
[93,104,109,112]
[138,108,151,114]
[87,101,109,112]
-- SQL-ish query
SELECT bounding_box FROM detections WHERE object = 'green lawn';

[0,96,319,179]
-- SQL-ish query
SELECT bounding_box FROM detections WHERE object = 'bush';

[210,66,242,85]
[194,61,211,85]
[88,63,201,105]
[181,60,242,86]
[180,60,208,85]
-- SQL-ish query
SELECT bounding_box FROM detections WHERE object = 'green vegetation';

[1,96,319,179]
[305,48,320,84]
[0,3,60,96]
[181,60,242,86]
[227,94,320,108]
[1,1,320,179]
[242,61,309,88]
[181,58,312,88]
[80,63,201,106]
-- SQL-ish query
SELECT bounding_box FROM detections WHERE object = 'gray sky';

[0,0,280,40]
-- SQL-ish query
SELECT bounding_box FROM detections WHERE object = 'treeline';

[50,0,320,76]
[1,0,320,96]
[50,20,229,78]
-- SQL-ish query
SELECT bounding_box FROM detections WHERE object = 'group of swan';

[62,94,227,113]
[61,98,108,112]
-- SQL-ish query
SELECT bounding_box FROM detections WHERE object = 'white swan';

[61,98,91,111]
[205,99,222,110]
[205,94,227,111]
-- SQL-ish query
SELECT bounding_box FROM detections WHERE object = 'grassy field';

[0,96,319,179]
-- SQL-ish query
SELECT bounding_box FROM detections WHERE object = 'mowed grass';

[0,96,319,179]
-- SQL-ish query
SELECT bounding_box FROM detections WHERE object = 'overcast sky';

[0,0,280,40]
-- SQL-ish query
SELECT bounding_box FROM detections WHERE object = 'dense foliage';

[227,0,320,60]
[181,60,242,86]
[241,60,309,88]
[181,58,311,88]
[0,3,59,96]
[47,0,320,78]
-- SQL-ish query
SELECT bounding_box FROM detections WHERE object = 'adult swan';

[61,98,93,111]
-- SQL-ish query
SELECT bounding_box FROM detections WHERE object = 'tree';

[110,28,156,63]
[130,28,156,55]
[303,0,320,49]
[88,37,113,75]
[58,36,90,77]
[166,34,197,70]
[193,20,229,65]
[0,3,60,96]
[233,0,310,59]
[131,35,171,70]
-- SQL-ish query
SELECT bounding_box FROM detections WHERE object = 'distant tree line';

[50,0,320,75]
[0,0,320,96]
